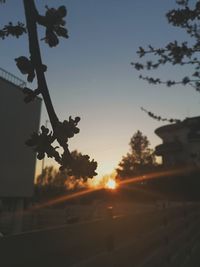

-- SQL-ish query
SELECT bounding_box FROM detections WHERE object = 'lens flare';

[105,178,117,190]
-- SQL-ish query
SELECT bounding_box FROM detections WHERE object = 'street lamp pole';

[41,119,49,173]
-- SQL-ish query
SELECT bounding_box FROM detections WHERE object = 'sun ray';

[119,165,196,186]
[1,165,197,223]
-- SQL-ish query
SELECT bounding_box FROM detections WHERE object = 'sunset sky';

[1,0,200,177]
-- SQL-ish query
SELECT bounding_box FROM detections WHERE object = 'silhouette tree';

[0,1,97,179]
[131,0,200,121]
[35,161,87,200]
[116,130,155,178]
[35,166,67,200]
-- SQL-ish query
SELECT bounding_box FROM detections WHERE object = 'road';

[0,202,200,267]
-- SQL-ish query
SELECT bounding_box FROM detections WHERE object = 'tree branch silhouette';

[1,0,97,178]
[141,107,181,123]
[132,0,200,113]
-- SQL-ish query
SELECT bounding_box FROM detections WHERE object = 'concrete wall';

[0,77,41,197]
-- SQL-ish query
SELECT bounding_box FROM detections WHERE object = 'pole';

[41,119,49,173]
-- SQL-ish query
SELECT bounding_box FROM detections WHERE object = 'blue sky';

[1,1,200,177]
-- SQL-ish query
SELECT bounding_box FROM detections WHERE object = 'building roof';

[0,67,42,102]
[0,67,26,88]
[155,116,200,136]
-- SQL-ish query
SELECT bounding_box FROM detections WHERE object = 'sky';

[1,0,200,178]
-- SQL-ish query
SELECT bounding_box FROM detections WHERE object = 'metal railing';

[0,67,26,88]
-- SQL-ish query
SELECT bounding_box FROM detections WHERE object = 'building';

[155,116,200,167]
[0,68,41,234]
[0,67,41,197]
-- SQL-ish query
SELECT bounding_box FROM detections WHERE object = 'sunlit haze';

[105,178,117,190]
[87,173,117,189]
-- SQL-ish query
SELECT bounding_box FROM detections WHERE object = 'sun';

[105,178,117,190]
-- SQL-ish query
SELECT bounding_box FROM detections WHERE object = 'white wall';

[0,77,41,197]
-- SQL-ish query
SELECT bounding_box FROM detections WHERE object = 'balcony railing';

[0,67,26,88]
[155,141,183,156]
[188,131,200,142]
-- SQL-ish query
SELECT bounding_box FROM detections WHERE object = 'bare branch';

[141,107,181,123]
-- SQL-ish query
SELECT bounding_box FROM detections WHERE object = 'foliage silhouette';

[116,130,155,178]
[1,0,97,179]
[35,160,88,200]
[132,0,200,121]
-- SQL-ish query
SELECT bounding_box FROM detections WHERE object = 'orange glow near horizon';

[87,172,117,189]
[32,175,119,210]
[36,165,196,210]
[2,165,197,222]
